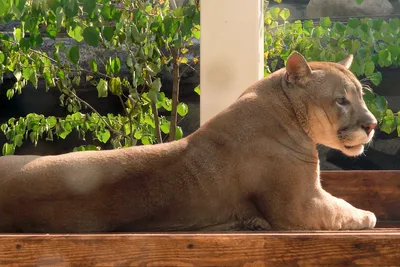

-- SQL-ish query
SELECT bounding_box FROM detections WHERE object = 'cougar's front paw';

[243,217,272,231]
[341,209,377,230]
[360,210,376,229]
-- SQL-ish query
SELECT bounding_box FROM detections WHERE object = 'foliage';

[264,6,400,136]
[0,0,200,155]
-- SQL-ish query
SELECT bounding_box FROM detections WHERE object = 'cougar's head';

[283,52,377,156]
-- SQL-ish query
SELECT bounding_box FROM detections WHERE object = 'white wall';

[200,0,264,125]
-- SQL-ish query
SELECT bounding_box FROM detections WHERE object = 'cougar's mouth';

[344,143,365,149]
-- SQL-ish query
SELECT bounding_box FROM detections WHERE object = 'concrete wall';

[200,0,264,125]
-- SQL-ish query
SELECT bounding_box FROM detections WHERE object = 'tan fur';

[0,52,377,233]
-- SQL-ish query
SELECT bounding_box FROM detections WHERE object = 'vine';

[264,6,400,136]
[0,0,200,155]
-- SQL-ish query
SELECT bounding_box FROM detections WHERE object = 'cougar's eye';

[336,97,348,106]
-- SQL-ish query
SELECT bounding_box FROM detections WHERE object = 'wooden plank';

[321,171,400,222]
[0,232,400,266]
[0,171,398,266]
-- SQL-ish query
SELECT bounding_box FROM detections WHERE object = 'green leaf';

[194,85,200,95]
[56,7,64,28]
[162,98,172,111]
[97,79,108,98]
[13,0,26,16]
[375,95,388,112]
[303,20,314,34]
[14,134,24,147]
[181,17,194,38]
[378,49,391,67]
[13,27,23,42]
[348,18,360,29]
[101,4,113,20]
[368,72,383,86]
[148,90,158,103]
[126,56,133,68]
[29,33,43,48]
[66,45,79,65]
[0,52,4,64]
[96,129,111,144]
[47,116,57,128]
[279,8,290,21]
[110,77,122,96]
[380,111,396,134]
[175,126,183,140]
[364,61,375,77]
[320,17,332,29]
[2,143,15,155]
[363,88,375,103]
[83,0,96,15]
[102,26,114,41]
[46,24,58,39]
[150,78,162,92]
[57,122,72,139]
[14,71,22,81]
[160,120,170,134]
[111,58,121,74]
[387,45,400,60]
[351,40,361,54]
[180,57,188,64]
[372,19,384,31]
[269,7,280,20]
[67,25,84,42]
[131,24,145,42]
[22,67,37,87]
[0,123,7,133]
[389,18,400,31]
[355,0,364,4]
[6,89,14,99]
[141,136,151,145]
[89,59,98,73]
[193,28,200,39]
[177,103,189,117]
[22,67,34,81]
[333,22,346,34]
[64,0,78,17]
[83,26,100,47]
[146,62,161,75]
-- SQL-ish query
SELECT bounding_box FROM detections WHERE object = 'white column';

[200,0,264,125]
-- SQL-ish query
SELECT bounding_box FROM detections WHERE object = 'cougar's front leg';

[304,190,376,230]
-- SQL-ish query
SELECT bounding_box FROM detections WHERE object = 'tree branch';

[168,47,180,142]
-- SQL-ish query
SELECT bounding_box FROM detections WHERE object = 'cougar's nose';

[361,122,377,135]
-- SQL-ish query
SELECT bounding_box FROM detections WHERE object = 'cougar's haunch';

[0,52,377,233]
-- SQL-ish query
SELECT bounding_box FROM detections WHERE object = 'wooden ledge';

[1,231,400,266]
[0,171,399,266]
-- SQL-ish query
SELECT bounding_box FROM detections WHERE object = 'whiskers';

[360,82,374,94]
[364,134,376,151]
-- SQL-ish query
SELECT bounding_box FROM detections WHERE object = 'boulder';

[306,0,393,18]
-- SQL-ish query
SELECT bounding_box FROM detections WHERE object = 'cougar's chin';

[341,143,365,156]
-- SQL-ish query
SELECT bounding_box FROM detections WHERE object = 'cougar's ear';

[285,52,312,83]
[338,54,353,69]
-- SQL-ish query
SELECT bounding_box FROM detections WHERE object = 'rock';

[306,0,393,18]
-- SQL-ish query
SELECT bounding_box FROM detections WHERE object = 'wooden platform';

[0,171,399,266]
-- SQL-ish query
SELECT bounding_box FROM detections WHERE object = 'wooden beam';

[321,171,400,222]
[0,171,399,266]
[1,231,400,266]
